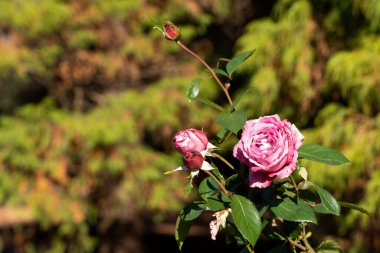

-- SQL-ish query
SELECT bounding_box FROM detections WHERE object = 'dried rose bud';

[164,20,181,41]
[182,150,205,171]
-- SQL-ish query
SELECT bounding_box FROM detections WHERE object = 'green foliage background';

[0,0,379,252]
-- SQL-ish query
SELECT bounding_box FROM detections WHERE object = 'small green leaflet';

[270,198,317,224]
[175,215,192,250]
[212,68,229,78]
[216,110,247,134]
[226,50,256,77]
[298,144,350,166]
[312,183,340,216]
[316,240,344,253]
[187,79,200,101]
[231,194,262,247]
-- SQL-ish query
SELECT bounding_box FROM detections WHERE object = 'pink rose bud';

[173,128,208,153]
[182,150,205,171]
[163,20,181,41]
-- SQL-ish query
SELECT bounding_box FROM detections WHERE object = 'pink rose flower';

[173,128,208,153]
[233,114,304,188]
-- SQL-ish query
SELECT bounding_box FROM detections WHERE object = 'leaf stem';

[177,41,234,106]
[290,175,299,199]
[211,152,237,173]
[246,243,255,253]
[204,170,231,197]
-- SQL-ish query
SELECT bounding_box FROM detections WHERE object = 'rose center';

[254,134,273,151]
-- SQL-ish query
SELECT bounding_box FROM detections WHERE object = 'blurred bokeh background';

[0,0,379,252]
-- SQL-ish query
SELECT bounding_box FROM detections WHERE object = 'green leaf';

[206,195,231,211]
[198,176,219,201]
[184,179,193,197]
[216,127,229,141]
[339,201,369,215]
[187,79,200,101]
[312,183,340,215]
[271,198,317,224]
[298,144,350,166]
[314,203,330,214]
[181,202,206,221]
[226,50,256,76]
[212,68,229,78]
[316,240,344,253]
[195,97,225,112]
[231,194,262,246]
[216,110,247,134]
[175,215,192,250]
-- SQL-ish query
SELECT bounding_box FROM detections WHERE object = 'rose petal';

[249,169,274,188]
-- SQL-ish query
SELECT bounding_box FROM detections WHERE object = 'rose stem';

[290,175,299,199]
[177,41,234,107]
[203,170,231,197]
[302,223,316,253]
[246,244,254,253]
[211,152,237,173]
[288,238,307,251]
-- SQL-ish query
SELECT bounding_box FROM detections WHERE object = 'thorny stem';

[211,152,237,173]
[177,41,234,107]
[203,170,231,197]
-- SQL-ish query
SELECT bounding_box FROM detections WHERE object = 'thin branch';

[288,238,307,251]
[211,152,237,173]
[177,41,234,106]
[203,170,231,197]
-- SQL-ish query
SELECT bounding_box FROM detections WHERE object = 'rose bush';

[173,128,208,153]
[157,21,362,253]
[233,114,304,188]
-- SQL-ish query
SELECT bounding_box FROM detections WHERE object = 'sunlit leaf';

[187,78,200,101]
[216,110,246,134]
[312,183,340,215]
[271,198,317,224]
[231,194,262,246]
[298,144,350,166]
[175,215,192,250]
[226,50,256,76]
[212,68,229,78]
